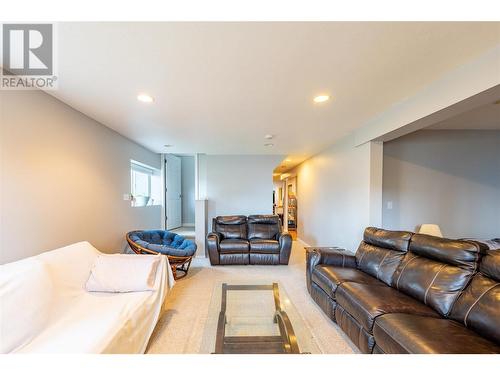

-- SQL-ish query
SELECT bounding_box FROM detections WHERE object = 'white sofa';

[0,241,175,353]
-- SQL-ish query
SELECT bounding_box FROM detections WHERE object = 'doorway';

[285,176,297,240]
[273,174,297,241]
[164,154,195,239]
[165,154,182,230]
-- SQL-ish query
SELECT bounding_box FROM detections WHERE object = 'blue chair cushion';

[128,230,197,257]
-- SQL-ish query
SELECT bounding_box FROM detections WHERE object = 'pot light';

[285,158,292,162]
[164,144,173,148]
[137,93,154,103]
[264,143,274,147]
[264,134,274,140]
[313,95,330,103]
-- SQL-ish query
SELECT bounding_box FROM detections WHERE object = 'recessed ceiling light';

[285,158,292,162]
[137,93,154,103]
[264,143,274,147]
[313,95,330,103]
[264,134,274,140]
[164,144,173,148]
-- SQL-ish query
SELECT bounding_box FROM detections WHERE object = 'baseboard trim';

[181,222,195,227]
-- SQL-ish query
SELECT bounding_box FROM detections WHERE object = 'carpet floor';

[146,240,357,354]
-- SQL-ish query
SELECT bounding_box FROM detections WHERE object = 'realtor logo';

[1,23,58,89]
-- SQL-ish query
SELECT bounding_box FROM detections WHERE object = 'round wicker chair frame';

[126,232,193,280]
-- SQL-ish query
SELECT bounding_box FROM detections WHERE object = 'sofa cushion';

[247,215,281,240]
[409,234,485,270]
[373,313,500,354]
[336,282,439,333]
[129,230,197,257]
[309,282,337,320]
[450,249,500,344]
[249,253,279,265]
[215,215,247,225]
[479,247,500,281]
[220,253,249,265]
[249,239,280,254]
[213,216,247,240]
[355,228,412,286]
[363,227,413,252]
[219,239,249,253]
[128,230,163,246]
[392,234,484,316]
[335,304,375,353]
[311,265,384,298]
[15,281,165,353]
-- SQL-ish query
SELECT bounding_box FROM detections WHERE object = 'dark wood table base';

[214,283,300,354]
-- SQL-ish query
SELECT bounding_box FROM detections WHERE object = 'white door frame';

[160,154,166,229]
[164,154,183,230]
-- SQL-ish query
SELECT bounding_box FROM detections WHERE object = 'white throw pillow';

[85,254,161,293]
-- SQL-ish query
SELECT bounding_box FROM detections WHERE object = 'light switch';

[387,201,393,210]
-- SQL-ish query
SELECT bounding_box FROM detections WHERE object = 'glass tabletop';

[200,280,319,354]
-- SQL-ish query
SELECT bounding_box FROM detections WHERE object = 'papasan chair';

[126,230,197,280]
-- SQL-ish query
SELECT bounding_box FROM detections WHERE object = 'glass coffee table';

[200,281,319,354]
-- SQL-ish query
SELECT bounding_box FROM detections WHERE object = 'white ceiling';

[44,22,499,167]
[428,102,500,130]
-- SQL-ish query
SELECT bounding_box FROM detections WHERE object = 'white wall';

[180,155,195,225]
[204,155,283,227]
[383,129,500,239]
[290,136,382,252]
[0,90,161,264]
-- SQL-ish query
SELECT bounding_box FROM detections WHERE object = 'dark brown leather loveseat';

[306,227,500,354]
[207,215,292,265]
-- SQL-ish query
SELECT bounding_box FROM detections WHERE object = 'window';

[130,160,161,207]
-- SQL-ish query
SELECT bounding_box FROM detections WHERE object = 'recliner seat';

[372,243,500,354]
[306,227,500,354]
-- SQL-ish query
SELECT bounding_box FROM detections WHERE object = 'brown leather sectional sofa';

[207,215,292,265]
[306,227,500,353]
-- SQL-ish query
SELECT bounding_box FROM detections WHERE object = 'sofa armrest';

[277,232,292,265]
[206,232,221,265]
[306,247,356,292]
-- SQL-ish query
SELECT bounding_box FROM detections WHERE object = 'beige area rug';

[146,240,357,354]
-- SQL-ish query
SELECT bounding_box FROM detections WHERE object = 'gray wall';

[289,136,382,252]
[180,155,195,225]
[0,90,161,264]
[383,129,500,239]
[204,155,283,226]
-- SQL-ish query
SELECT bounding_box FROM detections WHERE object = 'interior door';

[165,154,182,230]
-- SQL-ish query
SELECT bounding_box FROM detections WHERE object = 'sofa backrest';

[392,234,485,317]
[38,241,100,294]
[450,248,500,344]
[213,215,248,240]
[355,227,412,286]
[247,215,281,240]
